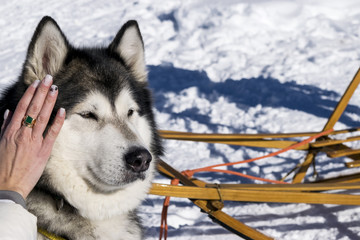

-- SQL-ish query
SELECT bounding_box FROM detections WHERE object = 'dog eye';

[79,112,98,121]
[127,109,135,118]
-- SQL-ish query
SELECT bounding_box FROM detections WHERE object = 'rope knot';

[181,170,194,178]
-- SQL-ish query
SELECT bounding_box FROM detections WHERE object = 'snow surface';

[1,0,360,239]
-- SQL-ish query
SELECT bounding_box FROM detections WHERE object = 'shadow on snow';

[148,64,360,130]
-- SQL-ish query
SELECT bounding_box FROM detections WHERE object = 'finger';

[24,75,53,126]
[7,80,40,130]
[0,109,11,138]
[32,85,59,138]
[41,108,65,156]
[1,109,10,132]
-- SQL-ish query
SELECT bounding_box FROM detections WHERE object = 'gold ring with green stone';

[22,115,36,128]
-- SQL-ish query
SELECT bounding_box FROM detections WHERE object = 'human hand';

[0,75,65,199]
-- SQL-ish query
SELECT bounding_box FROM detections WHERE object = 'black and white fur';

[0,16,163,240]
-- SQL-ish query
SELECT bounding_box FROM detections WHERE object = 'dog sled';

[149,68,360,239]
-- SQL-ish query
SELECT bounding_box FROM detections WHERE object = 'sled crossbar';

[159,128,360,152]
[150,182,360,205]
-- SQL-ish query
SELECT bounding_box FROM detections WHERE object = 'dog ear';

[23,16,69,85]
[109,20,147,82]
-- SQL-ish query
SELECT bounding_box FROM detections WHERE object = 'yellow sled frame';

[149,68,360,239]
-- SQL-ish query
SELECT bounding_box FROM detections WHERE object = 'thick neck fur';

[27,184,143,240]
[27,188,96,239]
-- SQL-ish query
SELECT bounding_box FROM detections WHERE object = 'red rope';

[158,128,334,239]
[187,128,334,179]
[159,179,179,240]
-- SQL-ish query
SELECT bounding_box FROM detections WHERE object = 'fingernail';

[59,108,66,117]
[44,75,53,86]
[50,85,58,95]
[3,109,9,120]
[32,79,41,88]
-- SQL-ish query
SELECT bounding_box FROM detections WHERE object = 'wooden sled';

[149,68,360,239]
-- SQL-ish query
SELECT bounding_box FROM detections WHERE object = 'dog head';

[19,16,163,219]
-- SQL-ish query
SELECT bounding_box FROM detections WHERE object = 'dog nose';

[125,147,152,173]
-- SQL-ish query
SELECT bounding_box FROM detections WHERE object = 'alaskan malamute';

[0,16,163,239]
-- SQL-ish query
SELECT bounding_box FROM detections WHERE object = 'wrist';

[0,183,27,199]
[0,190,27,209]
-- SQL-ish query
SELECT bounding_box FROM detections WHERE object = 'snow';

[1,0,360,239]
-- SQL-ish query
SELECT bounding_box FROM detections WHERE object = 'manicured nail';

[3,109,9,120]
[59,108,65,117]
[44,75,53,86]
[32,79,41,88]
[50,85,58,95]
